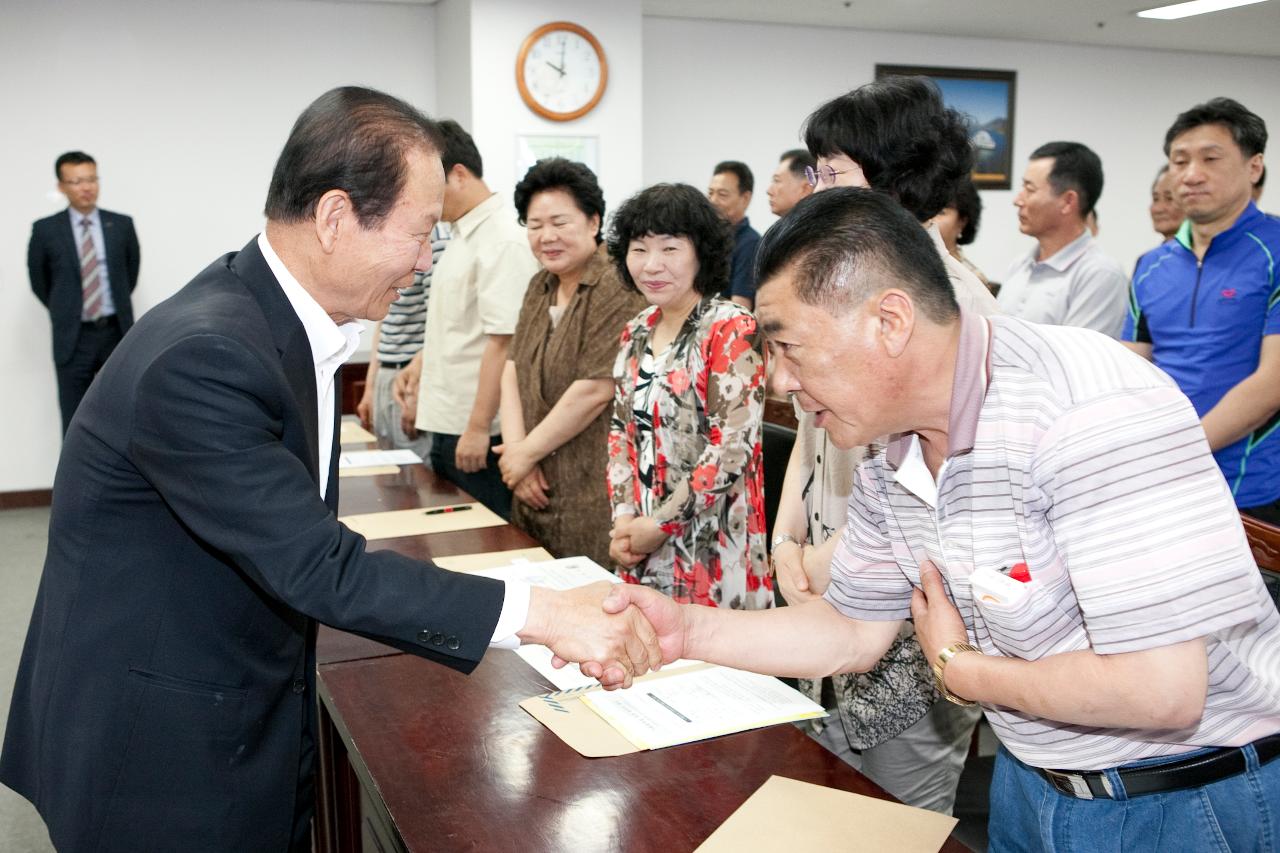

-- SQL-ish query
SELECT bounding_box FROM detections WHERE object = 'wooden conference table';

[313,457,970,853]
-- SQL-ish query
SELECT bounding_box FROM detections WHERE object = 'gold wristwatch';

[932,642,981,706]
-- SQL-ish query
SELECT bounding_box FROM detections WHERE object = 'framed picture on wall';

[875,64,1017,190]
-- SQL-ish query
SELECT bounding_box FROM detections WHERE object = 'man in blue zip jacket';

[1124,98,1280,523]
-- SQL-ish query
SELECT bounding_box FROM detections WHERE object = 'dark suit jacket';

[28,207,141,364]
[0,238,506,852]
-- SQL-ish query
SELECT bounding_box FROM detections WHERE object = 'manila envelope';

[695,775,957,853]
[338,465,400,478]
[434,547,554,572]
[339,502,506,541]
[519,665,717,758]
[339,420,376,444]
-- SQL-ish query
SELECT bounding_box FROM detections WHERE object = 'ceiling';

[641,0,1280,58]
[345,0,1280,58]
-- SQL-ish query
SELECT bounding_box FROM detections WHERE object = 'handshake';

[517,581,685,690]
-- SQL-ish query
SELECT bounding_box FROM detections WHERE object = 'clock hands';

[545,60,565,77]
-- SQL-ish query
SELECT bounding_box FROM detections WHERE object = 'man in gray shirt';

[998,141,1128,337]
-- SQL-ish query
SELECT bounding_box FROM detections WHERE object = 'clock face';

[518,24,607,121]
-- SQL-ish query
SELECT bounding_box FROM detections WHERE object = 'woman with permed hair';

[496,158,645,566]
[771,76,997,814]
[603,183,772,610]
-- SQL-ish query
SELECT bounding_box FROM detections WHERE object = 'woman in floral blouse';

[604,183,772,610]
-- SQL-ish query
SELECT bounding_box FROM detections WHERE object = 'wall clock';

[516,22,608,122]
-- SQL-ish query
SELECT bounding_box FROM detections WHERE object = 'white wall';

[6,5,1280,493]
[641,16,1280,283]
[465,0,644,222]
[1,0,436,492]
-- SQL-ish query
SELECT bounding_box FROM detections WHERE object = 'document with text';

[579,665,826,750]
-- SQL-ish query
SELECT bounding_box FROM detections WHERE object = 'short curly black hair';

[951,179,982,246]
[606,183,732,297]
[803,76,974,223]
[513,157,606,244]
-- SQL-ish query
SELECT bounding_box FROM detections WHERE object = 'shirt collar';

[735,217,752,237]
[892,435,938,508]
[1175,200,1264,253]
[1031,228,1092,272]
[450,192,505,239]
[69,207,100,229]
[925,221,949,256]
[885,307,992,470]
[256,233,361,369]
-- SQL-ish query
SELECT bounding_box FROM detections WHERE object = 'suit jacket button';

[417,630,432,644]
[446,637,460,650]
[431,633,445,646]
[292,679,306,695]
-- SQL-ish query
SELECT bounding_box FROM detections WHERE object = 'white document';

[516,644,704,692]
[580,666,826,750]
[468,555,618,589]
[337,449,422,469]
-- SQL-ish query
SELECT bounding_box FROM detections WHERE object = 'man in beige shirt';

[395,121,536,518]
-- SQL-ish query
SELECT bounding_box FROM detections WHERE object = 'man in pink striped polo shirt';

[596,187,1280,852]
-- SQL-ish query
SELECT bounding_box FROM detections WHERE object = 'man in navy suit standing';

[2,89,657,853]
[28,151,141,434]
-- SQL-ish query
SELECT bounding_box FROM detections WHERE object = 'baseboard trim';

[0,489,53,510]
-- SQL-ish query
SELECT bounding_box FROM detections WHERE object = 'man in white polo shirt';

[999,141,1129,338]
[397,121,536,519]
[594,188,1280,850]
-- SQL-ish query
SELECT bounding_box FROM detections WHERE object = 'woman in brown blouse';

[497,159,646,565]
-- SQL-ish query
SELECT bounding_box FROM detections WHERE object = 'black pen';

[423,505,473,516]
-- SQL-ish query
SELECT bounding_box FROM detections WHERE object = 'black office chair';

[761,421,797,610]
[761,421,796,541]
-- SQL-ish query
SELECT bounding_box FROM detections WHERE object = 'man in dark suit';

[28,151,141,434]
[1,88,657,853]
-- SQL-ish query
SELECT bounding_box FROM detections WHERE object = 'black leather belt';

[1040,732,1280,799]
[379,359,409,370]
[81,316,117,329]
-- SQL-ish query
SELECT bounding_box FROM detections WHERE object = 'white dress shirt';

[256,233,530,648]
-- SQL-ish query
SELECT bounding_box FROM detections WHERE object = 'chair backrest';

[1243,513,1280,572]
[1243,513,1280,612]
[761,422,796,542]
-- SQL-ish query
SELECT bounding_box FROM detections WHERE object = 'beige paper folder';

[521,686,639,757]
[520,665,705,758]
[339,420,376,444]
[434,548,554,572]
[339,503,506,540]
[695,775,957,853]
[338,465,400,479]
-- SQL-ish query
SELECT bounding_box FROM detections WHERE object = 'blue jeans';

[989,743,1280,852]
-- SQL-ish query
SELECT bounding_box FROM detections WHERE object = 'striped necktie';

[79,217,103,321]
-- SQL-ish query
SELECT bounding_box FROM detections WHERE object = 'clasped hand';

[608,514,666,568]
[526,581,663,690]
[552,583,689,688]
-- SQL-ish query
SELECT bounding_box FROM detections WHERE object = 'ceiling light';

[1137,0,1270,20]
